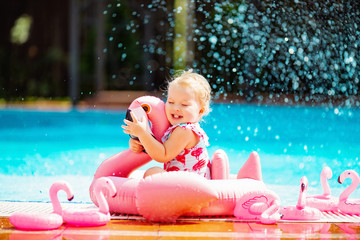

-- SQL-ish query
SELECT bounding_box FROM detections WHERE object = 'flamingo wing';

[234,193,277,220]
[242,195,268,209]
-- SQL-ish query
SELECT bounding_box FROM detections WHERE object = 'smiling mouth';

[172,114,183,119]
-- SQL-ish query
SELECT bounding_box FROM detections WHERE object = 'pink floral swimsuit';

[161,123,211,179]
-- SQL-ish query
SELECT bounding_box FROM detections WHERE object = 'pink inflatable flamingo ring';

[63,177,117,227]
[9,181,74,230]
[306,166,339,212]
[280,176,322,221]
[337,169,360,215]
[90,95,280,222]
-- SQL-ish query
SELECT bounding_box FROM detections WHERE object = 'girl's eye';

[182,104,189,107]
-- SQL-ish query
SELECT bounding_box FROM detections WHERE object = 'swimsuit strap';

[162,123,209,146]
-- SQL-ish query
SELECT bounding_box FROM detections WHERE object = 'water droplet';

[209,36,218,44]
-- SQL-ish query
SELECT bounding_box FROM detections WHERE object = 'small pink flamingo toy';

[9,181,74,230]
[337,170,360,215]
[306,166,339,212]
[280,176,322,221]
[63,177,117,227]
[233,190,281,224]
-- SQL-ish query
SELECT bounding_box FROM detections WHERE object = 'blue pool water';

[1,104,360,205]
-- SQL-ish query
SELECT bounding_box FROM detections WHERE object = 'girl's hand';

[122,112,148,138]
[129,138,144,153]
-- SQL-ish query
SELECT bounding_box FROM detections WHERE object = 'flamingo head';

[95,177,117,198]
[338,170,359,184]
[300,176,308,192]
[296,176,308,210]
[321,166,333,180]
[126,96,170,141]
[50,181,74,201]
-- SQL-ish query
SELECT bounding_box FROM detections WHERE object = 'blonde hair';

[168,69,211,117]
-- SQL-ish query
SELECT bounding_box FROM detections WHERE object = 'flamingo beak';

[125,109,140,141]
[125,109,133,122]
[68,195,74,201]
[338,176,342,184]
[301,183,305,192]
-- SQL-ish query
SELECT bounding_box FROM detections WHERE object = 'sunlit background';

[1,0,359,105]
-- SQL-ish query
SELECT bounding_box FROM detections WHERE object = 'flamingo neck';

[261,200,280,220]
[321,174,331,196]
[150,116,170,141]
[339,177,359,201]
[296,189,306,209]
[50,189,62,215]
[96,188,109,214]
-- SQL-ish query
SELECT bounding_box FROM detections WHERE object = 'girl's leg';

[143,166,165,178]
[237,151,263,181]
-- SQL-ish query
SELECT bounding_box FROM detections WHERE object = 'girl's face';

[165,83,203,126]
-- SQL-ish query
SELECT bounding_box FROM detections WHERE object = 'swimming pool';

[1,104,359,205]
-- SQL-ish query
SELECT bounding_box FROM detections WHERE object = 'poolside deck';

[2,216,360,239]
[1,202,360,239]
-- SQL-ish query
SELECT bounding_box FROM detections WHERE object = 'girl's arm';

[122,112,196,163]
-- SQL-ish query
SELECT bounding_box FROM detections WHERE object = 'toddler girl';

[122,70,212,179]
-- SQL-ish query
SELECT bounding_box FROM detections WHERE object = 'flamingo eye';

[141,104,151,113]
